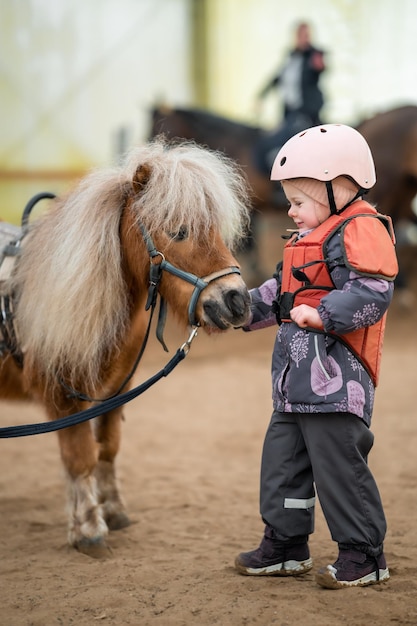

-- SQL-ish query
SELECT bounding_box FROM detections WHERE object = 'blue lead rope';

[0,346,187,438]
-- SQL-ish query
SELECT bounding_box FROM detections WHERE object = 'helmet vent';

[280,157,287,166]
[320,128,327,133]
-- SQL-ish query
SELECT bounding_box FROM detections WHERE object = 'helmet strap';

[325,182,366,215]
[325,181,337,215]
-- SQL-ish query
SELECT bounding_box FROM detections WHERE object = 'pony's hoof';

[105,511,131,531]
[74,537,112,559]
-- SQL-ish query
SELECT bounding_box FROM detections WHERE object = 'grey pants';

[260,411,386,556]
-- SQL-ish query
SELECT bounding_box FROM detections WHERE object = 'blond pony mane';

[12,138,250,390]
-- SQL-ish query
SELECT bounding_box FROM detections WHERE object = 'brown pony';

[0,138,252,556]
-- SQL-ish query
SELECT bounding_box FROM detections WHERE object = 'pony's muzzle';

[224,288,251,320]
[200,280,251,330]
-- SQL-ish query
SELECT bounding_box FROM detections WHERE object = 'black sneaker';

[235,525,313,576]
[316,549,390,589]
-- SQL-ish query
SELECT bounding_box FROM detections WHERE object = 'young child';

[236,124,398,589]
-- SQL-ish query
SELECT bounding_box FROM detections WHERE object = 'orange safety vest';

[278,200,398,385]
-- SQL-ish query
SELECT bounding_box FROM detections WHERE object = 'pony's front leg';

[57,422,109,558]
[94,408,130,531]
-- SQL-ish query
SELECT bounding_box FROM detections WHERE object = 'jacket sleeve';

[317,234,394,334]
[243,277,279,331]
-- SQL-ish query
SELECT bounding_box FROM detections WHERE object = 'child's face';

[282,182,330,233]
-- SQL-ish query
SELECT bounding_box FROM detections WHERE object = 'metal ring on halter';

[150,250,165,264]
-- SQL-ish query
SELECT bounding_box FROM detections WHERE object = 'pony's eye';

[171,226,188,241]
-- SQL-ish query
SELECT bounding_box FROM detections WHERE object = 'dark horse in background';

[149,105,278,216]
[149,104,417,290]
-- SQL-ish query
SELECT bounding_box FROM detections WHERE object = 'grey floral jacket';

[244,231,394,426]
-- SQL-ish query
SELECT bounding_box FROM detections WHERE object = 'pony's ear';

[132,163,152,194]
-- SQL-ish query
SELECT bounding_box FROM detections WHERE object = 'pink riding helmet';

[270,124,376,189]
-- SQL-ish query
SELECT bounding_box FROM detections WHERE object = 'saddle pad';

[0,222,22,285]
[0,222,21,251]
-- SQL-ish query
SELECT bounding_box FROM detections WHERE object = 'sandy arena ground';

[1,231,417,625]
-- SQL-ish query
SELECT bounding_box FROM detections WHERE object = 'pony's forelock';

[126,139,251,248]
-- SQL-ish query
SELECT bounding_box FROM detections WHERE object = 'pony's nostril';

[225,289,249,317]
[203,301,228,329]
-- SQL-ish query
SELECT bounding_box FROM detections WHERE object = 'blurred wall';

[204,0,417,127]
[2,0,417,223]
[1,0,192,222]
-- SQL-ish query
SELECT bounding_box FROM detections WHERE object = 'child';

[236,124,398,589]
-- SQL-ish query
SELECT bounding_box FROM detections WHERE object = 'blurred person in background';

[254,21,326,176]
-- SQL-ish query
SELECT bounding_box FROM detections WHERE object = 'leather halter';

[139,221,241,347]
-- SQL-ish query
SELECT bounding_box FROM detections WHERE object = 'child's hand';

[290,304,323,329]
